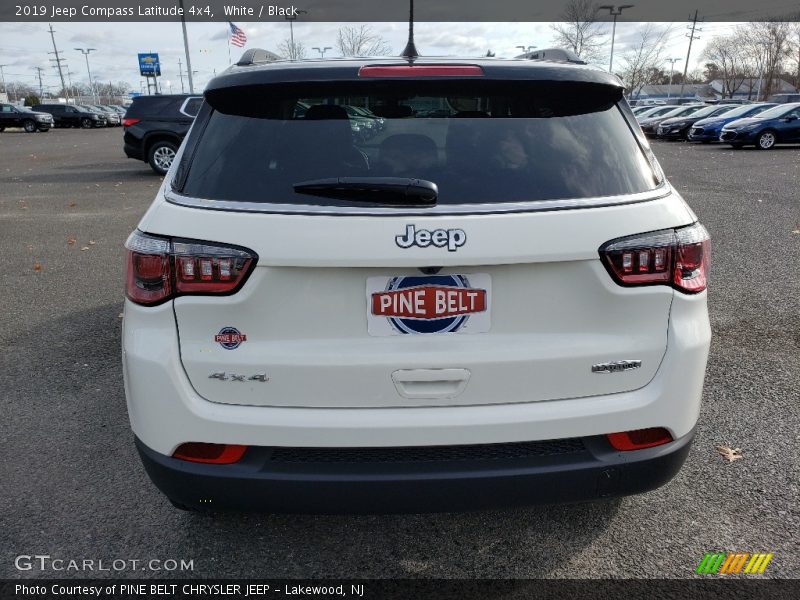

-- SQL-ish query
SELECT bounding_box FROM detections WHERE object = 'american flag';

[229,22,247,48]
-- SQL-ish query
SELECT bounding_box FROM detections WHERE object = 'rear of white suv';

[122,57,710,513]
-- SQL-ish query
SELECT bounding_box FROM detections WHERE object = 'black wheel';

[0,126,4,132]
[147,140,178,175]
[755,130,776,150]
[80,118,93,129]
[23,120,37,133]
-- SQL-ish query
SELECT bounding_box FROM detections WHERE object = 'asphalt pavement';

[1,128,798,579]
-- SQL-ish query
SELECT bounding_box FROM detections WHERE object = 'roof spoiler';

[236,48,280,67]
[516,48,587,65]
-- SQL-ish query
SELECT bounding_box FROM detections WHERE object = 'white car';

[122,54,711,513]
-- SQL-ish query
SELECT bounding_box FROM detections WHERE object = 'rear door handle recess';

[391,368,471,399]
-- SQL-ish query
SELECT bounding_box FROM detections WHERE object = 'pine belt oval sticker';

[367,274,491,336]
[214,326,247,349]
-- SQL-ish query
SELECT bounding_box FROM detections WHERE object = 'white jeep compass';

[122,51,711,512]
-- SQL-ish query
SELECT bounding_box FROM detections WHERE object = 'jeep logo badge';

[395,225,466,252]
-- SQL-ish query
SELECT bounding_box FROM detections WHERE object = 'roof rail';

[236,48,281,66]
[516,48,587,65]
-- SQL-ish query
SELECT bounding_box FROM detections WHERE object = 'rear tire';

[0,126,5,132]
[80,118,93,129]
[755,130,776,150]
[147,140,178,175]
[23,120,37,133]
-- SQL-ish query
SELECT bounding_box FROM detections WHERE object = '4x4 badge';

[396,224,466,252]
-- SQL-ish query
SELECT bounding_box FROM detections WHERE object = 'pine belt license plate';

[366,274,491,336]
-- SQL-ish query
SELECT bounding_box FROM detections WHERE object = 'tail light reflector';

[122,117,140,127]
[599,223,710,293]
[125,231,257,306]
[173,443,248,464]
[607,428,673,451]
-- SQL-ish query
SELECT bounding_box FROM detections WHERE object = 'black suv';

[0,103,53,132]
[31,103,106,128]
[122,94,203,175]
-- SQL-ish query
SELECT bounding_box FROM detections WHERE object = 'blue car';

[720,102,800,149]
[687,103,776,143]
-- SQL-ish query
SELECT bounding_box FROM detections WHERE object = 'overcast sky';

[0,20,744,95]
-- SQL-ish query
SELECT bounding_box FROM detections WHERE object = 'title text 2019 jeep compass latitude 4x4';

[123,52,711,513]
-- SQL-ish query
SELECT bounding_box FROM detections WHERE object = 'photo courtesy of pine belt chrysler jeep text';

[122,50,711,513]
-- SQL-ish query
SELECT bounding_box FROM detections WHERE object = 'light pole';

[665,58,682,100]
[312,46,332,58]
[516,45,536,54]
[598,5,634,74]
[75,47,97,104]
[285,10,308,59]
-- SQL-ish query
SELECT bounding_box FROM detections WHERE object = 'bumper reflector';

[607,428,673,451]
[173,443,248,464]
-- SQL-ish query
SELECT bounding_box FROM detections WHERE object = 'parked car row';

[0,102,129,132]
[636,101,800,149]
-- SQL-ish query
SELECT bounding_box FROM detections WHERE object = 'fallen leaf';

[88,240,96,245]
[67,237,77,246]
[33,262,43,272]
[716,446,743,463]
[68,202,77,208]
[118,313,124,319]
[80,246,90,251]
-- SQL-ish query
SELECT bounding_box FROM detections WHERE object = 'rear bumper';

[136,429,694,513]
[123,141,144,161]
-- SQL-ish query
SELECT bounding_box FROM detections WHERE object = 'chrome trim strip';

[164,182,671,217]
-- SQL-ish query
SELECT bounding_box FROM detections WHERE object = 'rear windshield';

[179,81,659,207]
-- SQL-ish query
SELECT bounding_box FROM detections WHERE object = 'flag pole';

[227,22,232,65]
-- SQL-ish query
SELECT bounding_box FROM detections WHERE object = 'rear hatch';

[153,67,691,408]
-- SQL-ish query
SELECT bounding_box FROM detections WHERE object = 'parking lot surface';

[1,128,798,578]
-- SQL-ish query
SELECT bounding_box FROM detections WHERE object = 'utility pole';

[599,5,634,75]
[75,48,98,104]
[66,70,76,100]
[0,64,8,98]
[665,58,682,100]
[178,0,194,93]
[678,11,702,101]
[32,66,45,97]
[177,58,185,93]
[47,24,68,99]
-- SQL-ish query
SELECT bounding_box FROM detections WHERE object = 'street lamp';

[312,46,332,58]
[665,58,682,100]
[285,10,308,59]
[74,47,97,103]
[516,45,537,55]
[598,5,633,74]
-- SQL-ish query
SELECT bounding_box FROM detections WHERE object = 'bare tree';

[702,34,747,98]
[277,38,307,60]
[619,24,672,99]
[550,0,607,62]
[336,25,392,57]
[738,21,793,100]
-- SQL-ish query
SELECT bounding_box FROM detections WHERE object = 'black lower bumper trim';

[135,430,694,514]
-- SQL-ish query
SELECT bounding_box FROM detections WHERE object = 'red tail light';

[122,117,140,127]
[359,65,484,78]
[599,223,710,293]
[125,231,256,306]
[607,428,673,451]
[173,442,248,464]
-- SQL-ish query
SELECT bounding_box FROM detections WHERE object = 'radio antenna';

[400,0,419,59]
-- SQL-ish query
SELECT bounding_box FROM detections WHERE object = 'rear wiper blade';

[293,177,438,206]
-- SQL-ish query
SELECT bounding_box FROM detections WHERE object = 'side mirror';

[783,115,798,122]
